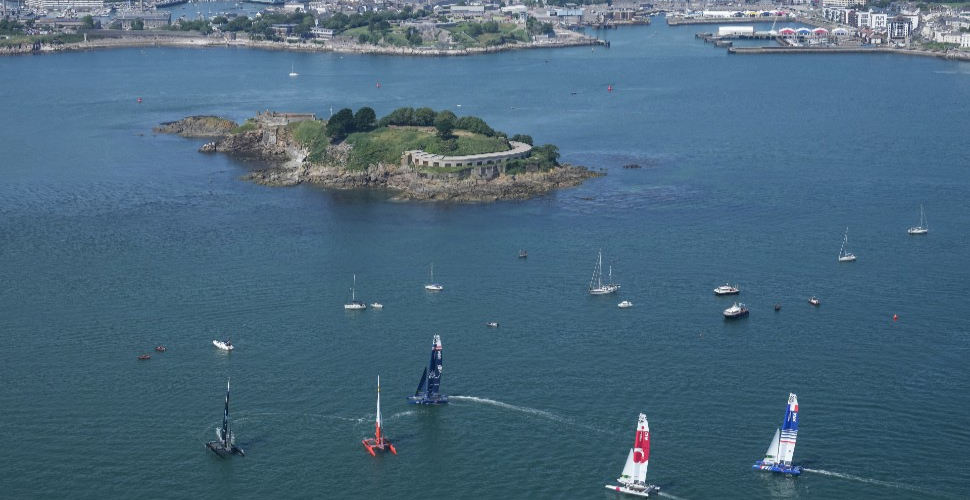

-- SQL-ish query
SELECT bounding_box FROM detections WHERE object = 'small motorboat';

[808,296,820,306]
[137,354,151,360]
[370,303,384,309]
[486,322,499,328]
[518,250,528,258]
[155,346,167,352]
[618,300,633,308]
[714,283,740,295]
[774,304,781,312]
[213,339,234,351]
[723,302,749,319]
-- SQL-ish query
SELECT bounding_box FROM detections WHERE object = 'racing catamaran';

[753,393,801,475]
[407,335,448,404]
[205,378,245,458]
[362,376,397,456]
[605,413,659,497]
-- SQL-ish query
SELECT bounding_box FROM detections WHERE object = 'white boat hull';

[604,484,658,497]
[838,254,856,262]
[908,227,928,235]
[212,340,233,351]
[425,284,443,291]
[370,303,383,309]
[344,302,366,310]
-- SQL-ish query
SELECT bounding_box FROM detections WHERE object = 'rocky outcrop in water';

[154,116,238,137]
[181,114,601,202]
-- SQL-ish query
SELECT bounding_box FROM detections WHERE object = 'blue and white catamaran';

[407,335,448,405]
[205,378,245,458]
[753,393,800,475]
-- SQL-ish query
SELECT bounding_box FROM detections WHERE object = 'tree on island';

[132,19,145,31]
[80,15,97,30]
[510,134,534,146]
[326,108,355,140]
[354,107,377,132]
[434,111,456,138]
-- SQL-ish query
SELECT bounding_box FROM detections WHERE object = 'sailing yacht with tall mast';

[605,413,659,497]
[908,204,928,235]
[753,393,801,475]
[344,274,366,310]
[838,227,856,262]
[424,263,443,291]
[589,250,620,295]
[407,335,448,404]
[205,378,245,458]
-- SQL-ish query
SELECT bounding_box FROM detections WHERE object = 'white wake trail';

[803,468,940,496]
[658,491,690,500]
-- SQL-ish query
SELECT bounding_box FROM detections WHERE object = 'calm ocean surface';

[2,19,969,499]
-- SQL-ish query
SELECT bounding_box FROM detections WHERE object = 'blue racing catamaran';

[407,335,448,405]
[205,378,245,458]
[753,393,800,475]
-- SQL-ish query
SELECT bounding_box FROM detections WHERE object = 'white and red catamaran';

[605,413,659,497]
[362,376,397,456]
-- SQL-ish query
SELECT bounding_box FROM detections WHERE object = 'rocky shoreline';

[162,115,601,202]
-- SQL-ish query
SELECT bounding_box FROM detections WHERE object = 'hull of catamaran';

[752,461,801,475]
[604,484,659,497]
[407,394,449,404]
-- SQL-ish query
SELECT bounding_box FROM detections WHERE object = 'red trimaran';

[362,376,397,456]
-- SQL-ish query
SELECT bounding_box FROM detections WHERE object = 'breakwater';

[667,16,791,26]
[727,45,970,61]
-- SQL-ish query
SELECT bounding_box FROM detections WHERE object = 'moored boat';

[753,393,800,475]
[618,300,633,308]
[154,346,166,352]
[714,283,740,295]
[370,302,384,309]
[605,413,659,497]
[344,274,366,310]
[213,339,233,351]
[907,204,928,235]
[424,263,443,291]
[486,322,499,327]
[589,250,620,295]
[137,354,151,360]
[723,302,749,318]
[808,296,820,306]
[838,227,856,262]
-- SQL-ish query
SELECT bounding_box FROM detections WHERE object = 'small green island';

[157,107,600,202]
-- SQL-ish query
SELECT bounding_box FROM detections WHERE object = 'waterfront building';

[887,17,912,41]
[114,11,171,29]
[26,0,103,11]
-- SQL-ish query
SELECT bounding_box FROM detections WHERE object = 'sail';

[222,378,231,447]
[777,393,799,465]
[632,413,650,484]
[426,335,443,397]
[590,250,603,290]
[413,367,428,397]
[375,376,383,442]
[763,428,780,464]
[619,448,636,484]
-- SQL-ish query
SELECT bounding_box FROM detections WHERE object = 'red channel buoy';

[607,85,613,92]
[137,97,142,103]
[893,314,898,321]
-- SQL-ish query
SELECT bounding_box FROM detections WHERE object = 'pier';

[667,16,791,26]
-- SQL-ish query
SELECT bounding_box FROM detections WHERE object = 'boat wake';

[803,468,935,495]
[449,396,608,433]
[657,492,689,500]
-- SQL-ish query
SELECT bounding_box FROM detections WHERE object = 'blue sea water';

[1,20,969,499]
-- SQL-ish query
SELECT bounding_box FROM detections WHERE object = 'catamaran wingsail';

[605,413,659,497]
[362,376,397,456]
[753,393,801,475]
[205,378,245,458]
[407,335,448,404]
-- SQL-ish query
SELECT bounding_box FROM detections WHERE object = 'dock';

[667,16,791,26]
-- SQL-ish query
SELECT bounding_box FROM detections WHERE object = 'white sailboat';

[589,250,620,295]
[605,413,659,497]
[908,204,928,235]
[344,274,366,310]
[288,62,298,77]
[838,227,856,262]
[424,263,443,291]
